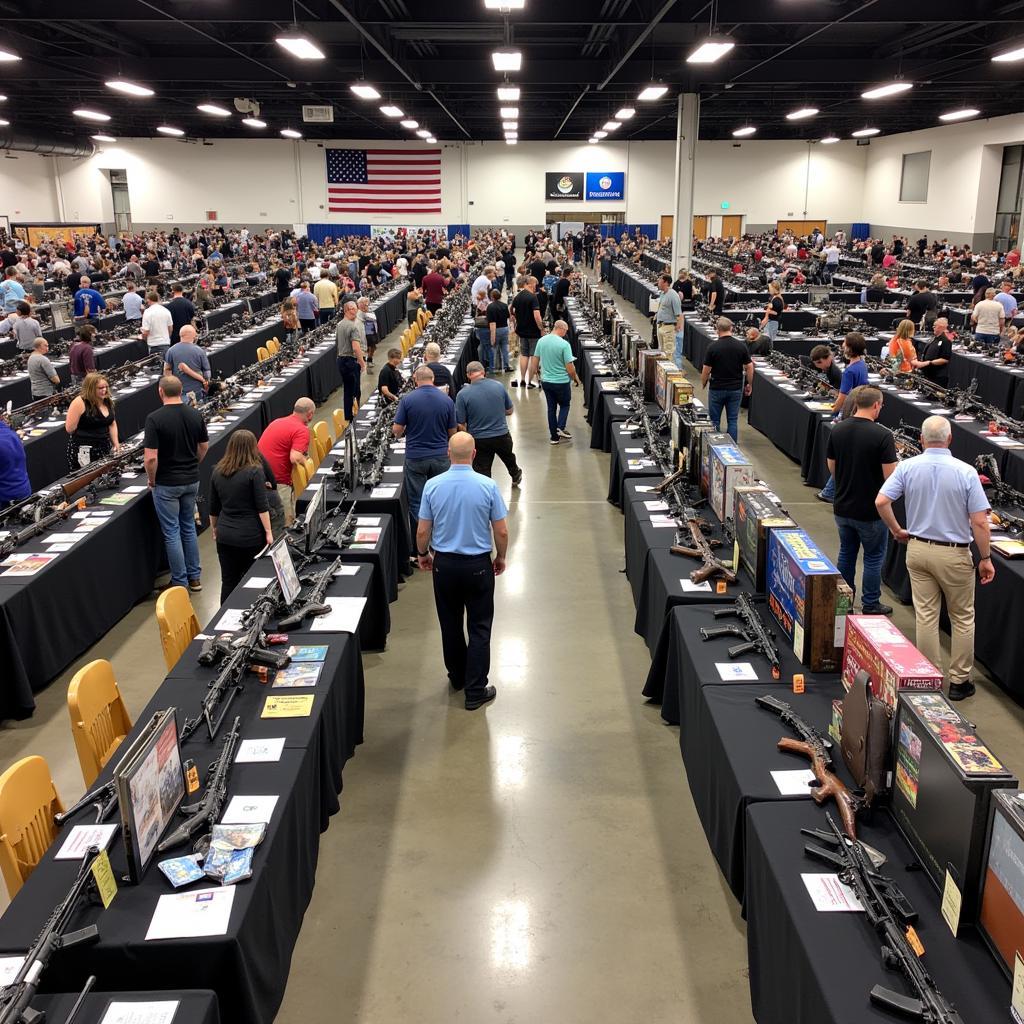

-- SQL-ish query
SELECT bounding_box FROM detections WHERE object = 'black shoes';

[465,686,497,710]
[511,379,519,387]
[861,602,893,615]
[948,681,976,701]
[512,471,523,487]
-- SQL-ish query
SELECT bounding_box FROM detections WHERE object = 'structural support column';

[671,93,699,271]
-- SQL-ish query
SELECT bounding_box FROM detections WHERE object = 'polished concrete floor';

[3,265,1024,1023]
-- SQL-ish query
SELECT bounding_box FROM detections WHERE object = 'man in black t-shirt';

[377,347,405,403]
[550,268,572,322]
[744,327,772,356]
[510,278,543,388]
[274,263,292,300]
[165,282,197,345]
[826,385,898,614]
[912,318,953,387]
[144,375,209,592]
[906,280,938,328]
[705,270,726,314]
[700,317,753,441]
[803,345,843,388]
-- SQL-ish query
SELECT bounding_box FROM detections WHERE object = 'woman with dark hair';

[210,429,275,602]
[64,372,118,470]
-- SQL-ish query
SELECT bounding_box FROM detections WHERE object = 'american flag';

[326,148,442,214]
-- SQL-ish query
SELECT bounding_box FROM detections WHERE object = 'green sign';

[720,201,730,210]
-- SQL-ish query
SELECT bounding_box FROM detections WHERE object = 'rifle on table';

[670,508,738,585]
[804,812,964,1024]
[157,716,241,852]
[755,693,862,838]
[700,593,781,678]
[53,780,117,826]
[278,556,344,630]
[0,849,103,1024]
[976,453,1024,536]
[318,499,357,551]
[890,420,923,459]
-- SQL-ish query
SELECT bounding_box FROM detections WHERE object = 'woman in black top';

[210,429,274,602]
[673,269,695,310]
[64,372,119,471]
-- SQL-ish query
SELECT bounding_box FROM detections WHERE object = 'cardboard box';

[672,404,710,475]
[655,360,689,411]
[733,485,796,591]
[830,699,844,744]
[684,419,714,483]
[841,615,943,709]
[708,444,757,524]
[639,348,664,400]
[668,378,694,409]
[699,432,733,500]
[766,529,852,672]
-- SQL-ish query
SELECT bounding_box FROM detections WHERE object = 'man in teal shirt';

[530,320,580,445]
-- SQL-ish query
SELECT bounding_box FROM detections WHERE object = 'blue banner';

[585,172,625,201]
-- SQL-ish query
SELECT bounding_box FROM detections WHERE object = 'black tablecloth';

[745,800,1009,1024]
[608,263,658,315]
[370,281,411,338]
[748,365,831,467]
[31,990,220,1024]
[622,479,680,606]
[683,320,822,370]
[945,348,1023,415]
[607,425,663,506]
[588,390,658,453]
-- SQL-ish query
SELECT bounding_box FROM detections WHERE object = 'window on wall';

[900,151,931,202]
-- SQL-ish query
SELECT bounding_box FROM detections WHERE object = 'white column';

[671,93,699,271]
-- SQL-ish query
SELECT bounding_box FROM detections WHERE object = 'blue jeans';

[834,515,888,607]
[673,329,685,369]
[405,455,451,539]
[765,319,779,341]
[475,327,492,371]
[708,387,742,442]
[153,481,201,587]
[820,474,835,499]
[975,332,1000,346]
[491,327,510,371]
[542,381,571,439]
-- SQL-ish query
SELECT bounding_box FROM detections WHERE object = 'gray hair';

[413,365,435,383]
[920,415,952,445]
[293,397,315,415]
[466,360,486,376]
[716,317,733,334]
[986,287,996,298]
[424,342,441,359]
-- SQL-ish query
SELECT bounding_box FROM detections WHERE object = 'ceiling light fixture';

[0,49,21,63]
[499,106,519,119]
[820,136,840,144]
[91,134,116,142]
[380,105,404,117]
[939,108,981,122]
[861,82,913,99]
[504,131,518,138]
[280,128,302,138]
[242,117,267,128]
[588,137,600,144]
[350,83,381,100]
[615,107,635,119]
[0,119,10,127]
[105,79,154,98]
[502,120,518,130]
[506,138,518,145]
[426,136,437,144]
[603,120,622,131]
[73,109,110,122]
[992,44,1024,62]
[400,119,419,129]
[786,107,819,120]
[275,33,325,60]
[0,96,6,102]
[156,125,185,136]
[593,130,607,138]
[484,0,526,7]
[638,84,668,101]
[732,125,756,137]
[851,127,880,137]
[497,86,521,101]
[416,129,431,138]
[686,38,734,64]
[197,103,232,117]
[492,50,522,72]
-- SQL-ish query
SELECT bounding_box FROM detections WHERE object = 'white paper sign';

[214,608,246,632]
[235,738,285,764]
[100,1001,180,1024]
[370,486,398,498]
[770,769,816,796]
[54,823,119,860]
[714,661,758,681]
[310,596,367,632]
[801,873,864,912]
[221,794,279,824]
[146,887,237,940]
[681,579,713,592]
[0,957,24,985]
[334,565,360,576]
[243,576,274,589]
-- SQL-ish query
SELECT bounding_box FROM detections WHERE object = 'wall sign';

[545,172,583,200]
[585,172,625,201]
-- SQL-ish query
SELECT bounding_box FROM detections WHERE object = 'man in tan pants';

[875,415,995,700]
[653,273,683,356]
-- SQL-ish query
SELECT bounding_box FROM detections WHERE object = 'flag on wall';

[326,148,442,214]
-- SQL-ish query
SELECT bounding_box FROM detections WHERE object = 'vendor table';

[31,991,220,1024]
[607,423,664,506]
[683,319,825,371]
[587,386,659,454]
[607,262,658,316]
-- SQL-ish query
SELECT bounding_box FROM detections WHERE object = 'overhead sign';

[302,105,334,123]
[585,172,625,201]
[545,172,583,200]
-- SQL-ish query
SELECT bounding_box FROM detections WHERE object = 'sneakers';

[861,602,893,615]
[188,578,203,592]
[816,490,833,503]
[528,382,540,390]
[549,438,560,445]
[557,428,573,439]
[512,471,523,487]
[948,681,976,701]
[465,686,497,711]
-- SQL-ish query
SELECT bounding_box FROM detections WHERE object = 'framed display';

[270,536,301,606]
[545,173,583,201]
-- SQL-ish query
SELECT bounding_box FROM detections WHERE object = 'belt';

[909,535,970,548]
[433,550,491,560]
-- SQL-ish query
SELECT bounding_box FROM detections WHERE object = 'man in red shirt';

[257,397,314,523]
[1006,248,1021,269]
[421,262,446,313]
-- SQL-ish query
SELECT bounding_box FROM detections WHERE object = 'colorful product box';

[699,432,733,500]
[708,444,756,525]
[733,486,796,592]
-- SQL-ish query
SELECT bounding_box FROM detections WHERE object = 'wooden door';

[692,215,708,240]
[776,219,827,237]
[722,214,743,239]
[659,215,674,242]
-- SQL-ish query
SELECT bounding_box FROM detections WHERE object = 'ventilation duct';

[0,132,95,158]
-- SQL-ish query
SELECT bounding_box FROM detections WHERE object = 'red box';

[841,615,943,709]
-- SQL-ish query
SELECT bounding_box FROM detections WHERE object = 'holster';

[840,669,893,805]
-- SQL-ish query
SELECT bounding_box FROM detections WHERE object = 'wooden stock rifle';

[670,508,738,585]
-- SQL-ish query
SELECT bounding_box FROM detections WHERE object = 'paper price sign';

[261,694,314,718]
[91,849,118,908]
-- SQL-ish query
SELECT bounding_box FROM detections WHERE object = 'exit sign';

[720,201,730,210]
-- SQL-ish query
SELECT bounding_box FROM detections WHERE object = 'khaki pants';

[277,483,296,525]
[905,539,976,683]
[656,322,676,355]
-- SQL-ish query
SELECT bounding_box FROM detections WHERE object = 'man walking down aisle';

[531,320,580,446]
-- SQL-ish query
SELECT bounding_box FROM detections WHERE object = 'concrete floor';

[3,264,1024,1023]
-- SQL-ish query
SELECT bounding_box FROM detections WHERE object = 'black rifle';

[805,813,964,1024]
[700,593,781,678]
[53,781,117,827]
[278,556,344,629]
[890,420,923,459]
[976,453,1024,536]
[0,850,103,1024]
[318,500,357,550]
[157,716,242,852]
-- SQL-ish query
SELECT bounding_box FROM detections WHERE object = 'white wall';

[0,152,60,221]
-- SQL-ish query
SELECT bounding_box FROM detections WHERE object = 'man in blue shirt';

[73,277,107,320]
[417,431,509,710]
[995,279,1019,322]
[454,361,521,483]
[121,282,144,321]
[163,325,211,403]
[294,281,319,333]
[530,320,580,444]
[876,415,994,701]
[393,364,457,542]
[819,331,870,503]
[1,268,25,313]
[0,419,31,508]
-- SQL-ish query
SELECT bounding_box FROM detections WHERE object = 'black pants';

[473,433,520,480]
[299,318,317,334]
[431,552,495,701]
[338,355,361,419]
[216,540,264,603]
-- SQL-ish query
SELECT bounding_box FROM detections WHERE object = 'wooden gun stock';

[778,737,861,839]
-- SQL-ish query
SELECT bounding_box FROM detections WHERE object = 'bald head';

[179,324,197,344]
[921,415,952,447]
[293,397,315,422]
[413,365,435,385]
[449,432,475,463]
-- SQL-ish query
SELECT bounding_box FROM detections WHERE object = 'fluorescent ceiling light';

[242,117,267,128]
[504,130,518,137]
[851,127,880,137]
[380,105,404,117]
[686,39,734,64]
[992,45,1024,62]
[499,106,519,119]
[280,128,302,138]
[492,50,522,72]
[603,121,621,131]
[786,107,819,120]
[91,134,116,142]
[615,107,635,119]
[861,82,913,99]
[732,125,756,137]
[275,34,325,60]
[506,138,517,145]
[485,0,526,7]
[939,108,980,122]
[350,83,381,100]
[400,119,419,129]
[73,109,110,122]
[156,125,185,136]
[820,136,840,144]
[588,137,599,144]
[638,84,668,101]
[497,86,521,101]
[593,130,607,138]
[501,120,518,130]
[0,49,21,63]
[0,96,7,102]
[426,137,437,144]
[416,129,431,138]
[197,103,232,117]
[105,79,154,98]
[0,119,10,127]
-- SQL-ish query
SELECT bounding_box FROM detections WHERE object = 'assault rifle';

[977,453,1024,536]
[0,849,103,1024]
[805,813,964,1024]
[277,556,344,629]
[670,509,738,585]
[700,593,781,678]
[157,716,242,852]
[890,420,923,459]
[627,408,672,472]
[755,694,862,838]
[54,780,117,826]
[318,499,358,550]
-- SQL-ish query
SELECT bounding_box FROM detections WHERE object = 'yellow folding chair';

[0,756,63,898]
[155,586,201,671]
[332,408,347,437]
[267,339,281,355]
[257,345,270,362]
[313,420,331,454]
[291,461,308,494]
[67,659,133,787]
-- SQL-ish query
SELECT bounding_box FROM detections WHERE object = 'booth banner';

[545,172,583,200]
[586,172,625,201]
[13,223,99,247]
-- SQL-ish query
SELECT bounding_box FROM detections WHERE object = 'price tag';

[716,580,728,594]
[1012,953,1024,1024]
[940,869,962,937]
[91,849,118,908]
[905,925,925,957]
[184,761,200,794]
[732,539,740,572]
[792,674,805,694]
